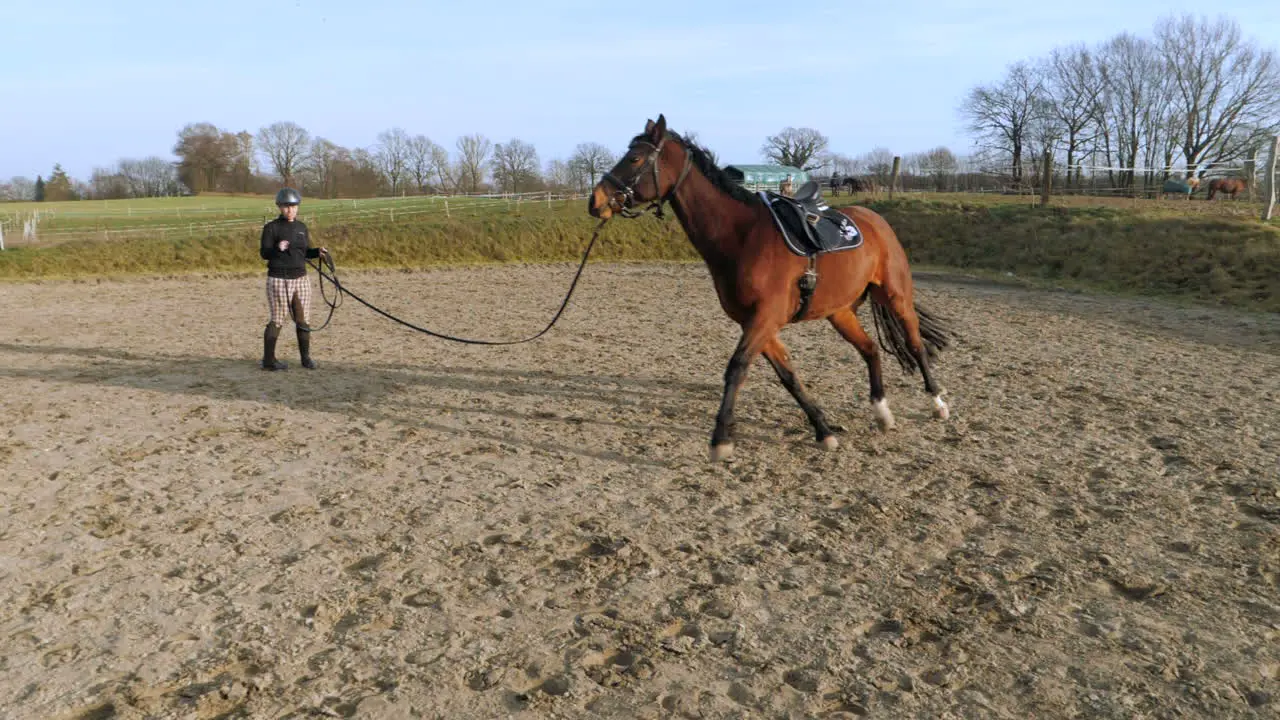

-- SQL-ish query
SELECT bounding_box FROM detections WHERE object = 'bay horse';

[588,115,954,461]
[1206,177,1246,201]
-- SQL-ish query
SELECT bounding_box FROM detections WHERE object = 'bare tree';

[916,146,960,189]
[227,131,255,193]
[105,159,148,198]
[1025,91,1063,183]
[88,168,128,200]
[257,121,310,186]
[823,152,860,177]
[569,142,615,190]
[1043,45,1106,186]
[455,134,493,193]
[4,176,36,200]
[1154,13,1280,177]
[761,127,829,170]
[1097,33,1166,191]
[431,144,456,192]
[376,128,412,195]
[118,157,180,197]
[306,138,342,198]
[1140,59,1182,187]
[960,61,1045,183]
[407,135,442,193]
[859,147,897,185]
[491,138,541,193]
[544,158,576,191]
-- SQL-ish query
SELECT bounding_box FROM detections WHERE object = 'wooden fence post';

[1263,135,1280,222]
[889,156,901,199]
[1040,150,1052,207]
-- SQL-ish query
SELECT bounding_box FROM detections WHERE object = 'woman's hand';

[277,240,290,252]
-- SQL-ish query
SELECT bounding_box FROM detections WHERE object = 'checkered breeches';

[266,276,312,327]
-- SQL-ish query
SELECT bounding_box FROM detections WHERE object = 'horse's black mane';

[631,131,762,207]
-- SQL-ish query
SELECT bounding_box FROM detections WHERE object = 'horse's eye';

[628,154,640,163]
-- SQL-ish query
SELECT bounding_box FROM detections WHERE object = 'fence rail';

[0,192,591,248]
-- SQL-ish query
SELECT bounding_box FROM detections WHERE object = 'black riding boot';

[297,326,316,369]
[262,324,288,371]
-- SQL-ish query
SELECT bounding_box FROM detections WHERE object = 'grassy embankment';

[1,192,1276,312]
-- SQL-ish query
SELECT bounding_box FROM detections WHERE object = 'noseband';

[602,136,693,219]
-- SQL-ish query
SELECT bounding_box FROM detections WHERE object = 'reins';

[304,219,608,345]
[305,250,341,332]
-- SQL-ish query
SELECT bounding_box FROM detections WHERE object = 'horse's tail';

[869,296,953,374]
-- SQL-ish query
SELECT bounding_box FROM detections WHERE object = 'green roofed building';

[724,164,810,191]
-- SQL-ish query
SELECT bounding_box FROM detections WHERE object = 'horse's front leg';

[710,325,773,462]
[761,334,840,449]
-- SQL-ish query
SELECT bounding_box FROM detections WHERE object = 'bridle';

[601,135,693,219]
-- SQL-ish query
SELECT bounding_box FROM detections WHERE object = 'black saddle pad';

[760,191,863,256]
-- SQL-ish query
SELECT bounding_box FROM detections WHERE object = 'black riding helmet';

[275,187,302,206]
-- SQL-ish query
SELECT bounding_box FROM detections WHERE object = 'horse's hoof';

[820,435,839,451]
[710,442,734,462]
[871,398,896,431]
[933,395,950,420]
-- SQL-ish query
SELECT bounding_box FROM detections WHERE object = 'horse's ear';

[644,118,655,134]
[653,114,667,140]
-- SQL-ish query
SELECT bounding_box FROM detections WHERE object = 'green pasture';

[0,192,570,240]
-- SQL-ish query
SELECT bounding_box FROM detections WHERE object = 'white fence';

[0,191,589,247]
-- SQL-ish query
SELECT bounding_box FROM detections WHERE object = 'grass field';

[0,191,575,241]
[1,191,1277,312]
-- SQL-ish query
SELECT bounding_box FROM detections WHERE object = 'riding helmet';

[275,187,302,206]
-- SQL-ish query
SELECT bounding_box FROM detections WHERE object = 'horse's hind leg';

[870,284,950,420]
[761,334,841,449]
[828,308,894,430]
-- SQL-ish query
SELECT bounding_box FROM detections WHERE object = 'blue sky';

[3,0,1278,180]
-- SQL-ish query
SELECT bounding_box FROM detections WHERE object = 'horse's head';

[588,114,691,220]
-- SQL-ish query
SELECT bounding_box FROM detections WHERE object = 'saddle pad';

[760,192,863,256]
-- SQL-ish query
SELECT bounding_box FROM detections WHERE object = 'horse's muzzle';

[587,187,616,219]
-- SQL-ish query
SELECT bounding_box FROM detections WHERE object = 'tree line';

[0,117,975,202]
[0,123,622,202]
[960,12,1280,192]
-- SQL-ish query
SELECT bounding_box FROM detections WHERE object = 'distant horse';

[829,176,868,196]
[1162,177,1200,200]
[1206,177,1246,201]
[589,114,954,461]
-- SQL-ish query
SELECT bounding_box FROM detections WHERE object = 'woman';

[259,187,328,370]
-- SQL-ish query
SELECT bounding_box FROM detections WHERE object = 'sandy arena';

[1,263,1277,719]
